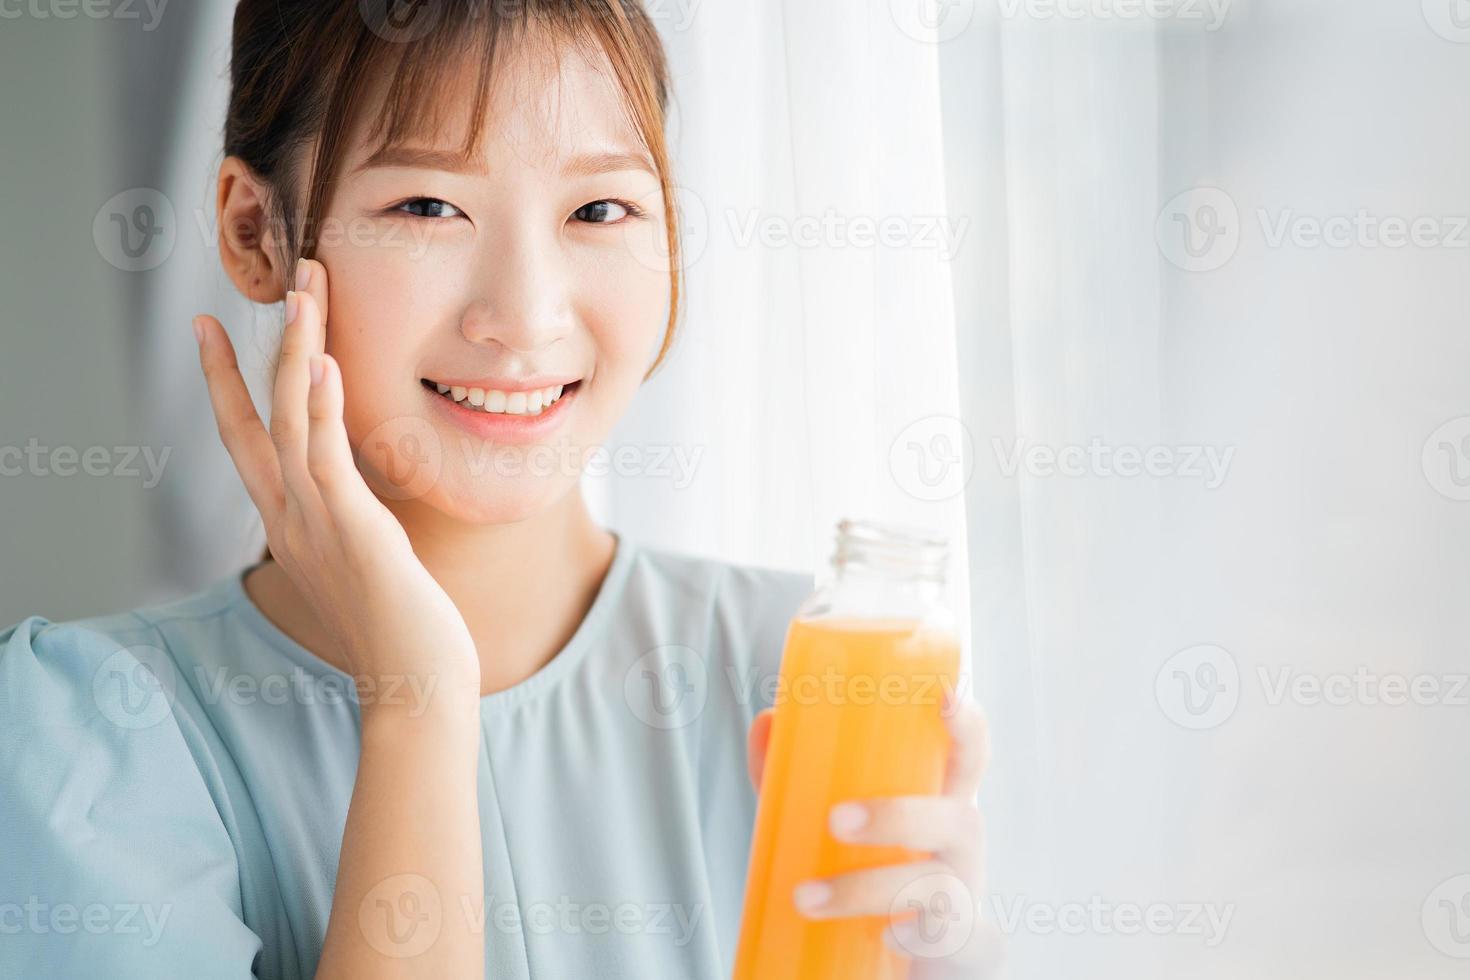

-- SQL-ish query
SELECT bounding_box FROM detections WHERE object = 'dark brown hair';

[224,0,681,563]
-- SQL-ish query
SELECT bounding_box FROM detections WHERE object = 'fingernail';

[309,354,324,387]
[296,257,311,290]
[191,317,204,347]
[285,291,299,325]
[793,882,831,913]
[830,802,868,838]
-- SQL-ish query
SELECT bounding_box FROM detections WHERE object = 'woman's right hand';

[193,257,480,710]
[198,258,486,977]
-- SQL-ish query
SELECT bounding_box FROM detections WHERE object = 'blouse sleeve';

[0,615,262,979]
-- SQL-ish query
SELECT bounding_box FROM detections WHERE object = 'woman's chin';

[427,472,583,526]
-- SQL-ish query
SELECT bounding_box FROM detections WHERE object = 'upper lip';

[422,375,580,392]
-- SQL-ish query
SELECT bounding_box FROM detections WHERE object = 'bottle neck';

[830,518,948,584]
[805,522,950,629]
[830,563,946,607]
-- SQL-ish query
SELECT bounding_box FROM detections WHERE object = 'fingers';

[747,708,774,791]
[794,859,951,920]
[942,695,990,803]
[194,314,285,520]
[272,285,327,505]
[827,795,983,877]
[294,257,329,329]
[306,352,381,527]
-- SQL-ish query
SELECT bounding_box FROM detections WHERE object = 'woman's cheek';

[579,246,670,368]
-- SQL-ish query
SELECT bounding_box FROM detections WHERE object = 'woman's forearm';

[316,701,484,979]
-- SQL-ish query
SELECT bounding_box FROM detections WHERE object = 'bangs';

[325,1,669,185]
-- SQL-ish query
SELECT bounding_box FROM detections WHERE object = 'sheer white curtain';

[944,2,1470,978]
[599,1,972,643]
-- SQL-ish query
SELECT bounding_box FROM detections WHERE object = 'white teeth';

[429,381,573,416]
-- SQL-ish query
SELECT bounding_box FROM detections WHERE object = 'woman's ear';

[216,155,287,304]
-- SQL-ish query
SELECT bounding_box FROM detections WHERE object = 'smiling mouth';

[420,378,580,416]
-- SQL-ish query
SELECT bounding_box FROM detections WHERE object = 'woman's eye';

[574,200,638,224]
[396,197,463,219]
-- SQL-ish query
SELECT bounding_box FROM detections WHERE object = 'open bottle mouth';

[420,378,582,416]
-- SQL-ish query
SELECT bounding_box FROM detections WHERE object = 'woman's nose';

[459,234,575,353]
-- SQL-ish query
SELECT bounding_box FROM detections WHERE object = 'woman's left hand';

[746,690,1005,978]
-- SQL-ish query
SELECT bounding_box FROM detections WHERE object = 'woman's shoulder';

[0,575,244,730]
[619,536,813,706]
[0,582,264,976]
[624,535,814,627]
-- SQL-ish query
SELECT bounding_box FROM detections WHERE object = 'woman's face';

[303,38,670,524]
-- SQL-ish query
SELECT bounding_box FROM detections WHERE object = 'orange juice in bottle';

[733,519,961,980]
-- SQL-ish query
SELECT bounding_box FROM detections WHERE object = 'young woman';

[0,2,992,977]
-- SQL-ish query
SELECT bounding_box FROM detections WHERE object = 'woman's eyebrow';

[350,146,654,178]
[351,146,489,176]
[559,150,656,178]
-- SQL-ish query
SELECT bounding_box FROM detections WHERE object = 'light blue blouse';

[0,532,812,979]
